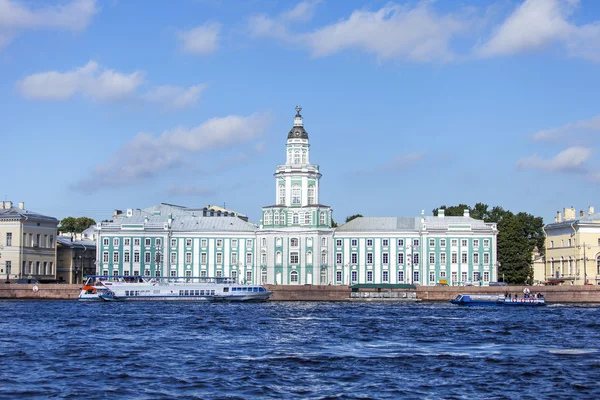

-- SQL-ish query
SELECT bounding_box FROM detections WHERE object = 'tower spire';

[294,105,303,127]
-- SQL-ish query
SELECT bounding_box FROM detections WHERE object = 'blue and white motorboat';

[450,293,546,306]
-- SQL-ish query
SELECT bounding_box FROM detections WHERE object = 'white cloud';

[0,0,97,49]
[72,113,271,193]
[479,0,600,62]
[532,115,600,141]
[516,146,592,172]
[178,22,220,55]
[143,84,207,110]
[17,61,144,101]
[250,2,467,62]
[281,0,321,23]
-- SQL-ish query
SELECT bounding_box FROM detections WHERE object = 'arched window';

[292,185,301,204]
[597,255,600,274]
[293,213,299,224]
[307,185,315,204]
[290,238,299,247]
[294,151,300,164]
[290,270,299,283]
[307,251,313,264]
[302,150,306,164]
[261,268,267,284]
[274,212,280,226]
[304,212,311,225]
[279,185,285,205]
[320,211,326,225]
[276,251,282,264]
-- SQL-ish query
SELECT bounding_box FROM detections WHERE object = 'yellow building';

[0,201,59,282]
[544,206,600,285]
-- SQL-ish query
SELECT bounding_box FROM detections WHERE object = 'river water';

[1,300,599,399]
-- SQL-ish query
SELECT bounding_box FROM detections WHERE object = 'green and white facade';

[96,107,498,286]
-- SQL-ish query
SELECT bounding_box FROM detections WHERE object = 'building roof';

[335,215,495,232]
[0,205,59,224]
[545,212,600,229]
[423,216,493,230]
[57,235,96,249]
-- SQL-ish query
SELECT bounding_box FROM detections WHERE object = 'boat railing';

[83,275,239,285]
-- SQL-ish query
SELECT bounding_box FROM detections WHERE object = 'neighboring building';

[57,234,97,284]
[544,206,600,285]
[0,201,59,282]
[95,107,498,286]
[531,247,545,285]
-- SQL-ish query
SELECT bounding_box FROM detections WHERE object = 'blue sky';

[1,0,600,225]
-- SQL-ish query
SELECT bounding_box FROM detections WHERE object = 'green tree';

[58,217,77,233]
[75,217,96,232]
[345,214,363,223]
[331,218,338,228]
[58,216,96,234]
[432,204,470,217]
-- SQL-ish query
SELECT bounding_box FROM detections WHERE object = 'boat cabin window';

[223,288,229,292]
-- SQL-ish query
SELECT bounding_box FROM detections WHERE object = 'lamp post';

[578,243,591,285]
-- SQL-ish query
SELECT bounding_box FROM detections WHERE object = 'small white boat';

[79,275,273,302]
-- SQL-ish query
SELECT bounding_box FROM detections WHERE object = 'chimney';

[438,209,445,218]
[556,211,562,223]
[5,201,12,209]
[564,207,576,221]
[18,202,24,210]
[589,206,595,215]
[0,202,4,210]
[463,209,470,218]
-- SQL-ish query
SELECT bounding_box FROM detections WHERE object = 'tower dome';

[287,105,309,139]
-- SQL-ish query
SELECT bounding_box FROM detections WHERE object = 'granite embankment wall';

[2,283,600,302]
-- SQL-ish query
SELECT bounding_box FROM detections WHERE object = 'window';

[321,252,327,265]
[321,237,327,247]
[484,239,490,248]
[461,272,468,282]
[483,271,490,282]
[597,255,600,274]
[550,240,554,248]
[336,270,342,282]
[290,271,299,283]
[264,212,272,225]
[134,251,140,263]
[232,239,238,248]
[413,253,419,264]
[451,253,457,264]
[320,212,326,225]
[367,239,373,247]
[216,239,223,248]
[103,252,109,263]
[201,239,207,247]
[113,270,119,276]
[440,239,446,248]
[262,268,267,284]
[201,253,207,264]
[261,252,267,265]
[279,185,285,205]
[246,239,252,248]
[413,239,419,246]
[367,270,373,282]
[246,253,252,265]
[473,239,479,248]
[308,185,315,204]
[451,239,457,247]
[462,253,467,264]
[483,253,490,264]
[103,238,109,246]
[382,239,389,247]
[429,253,435,264]
[351,253,358,264]
[382,270,389,282]
[293,213,299,224]
[201,270,207,277]
[156,238,161,247]
[302,150,306,164]
[367,253,373,264]
[134,238,140,246]
[440,271,446,278]
[429,239,435,247]
[473,272,480,282]
[171,270,177,277]
[397,239,404,247]
[336,253,342,264]
[171,239,176,247]
[6,233,11,246]
[336,239,342,247]
[246,271,252,283]
[145,252,151,263]
[567,239,571,247]
[294,150,300,164]
[397,253,404,264]
[216,270,222,277]
[231,253,238,264]
[398,270,404,282]
[382,253,389,265]
[274,212,280,225]
[144,238,150,246]
[216,253,222,264]
[440,253,446,264]
[351,270,358,282]
[113,252,119,263]
[320,269,327,284]
[292,184,301,204]
[185,252,192,264]
[186,238,192,247]
[429,271,435,282]
[276,251,282,264]
[461,239,467,247]
[290,238,298,247]
[351,239,358,247]
[261,238,266,247]
[124,251,130,263]
[170,253,177,264]
[290,252,299,264]
[473,253,479,264]
[114,238,120,247]
[307,238,312,247]
[124,238,130,246]
[413,271,419,282]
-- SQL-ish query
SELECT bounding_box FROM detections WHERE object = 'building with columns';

[95,107,498,286]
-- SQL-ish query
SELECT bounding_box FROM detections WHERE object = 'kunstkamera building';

[96,107,498,286]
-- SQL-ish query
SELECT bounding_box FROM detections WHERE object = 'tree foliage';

[432,203,544,284]
[58,216,97,234]
[345,214,363,223]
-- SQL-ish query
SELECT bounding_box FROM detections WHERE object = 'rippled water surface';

[1,300,600,399]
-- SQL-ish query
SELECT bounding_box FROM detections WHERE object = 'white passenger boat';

[79,275,273,302]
